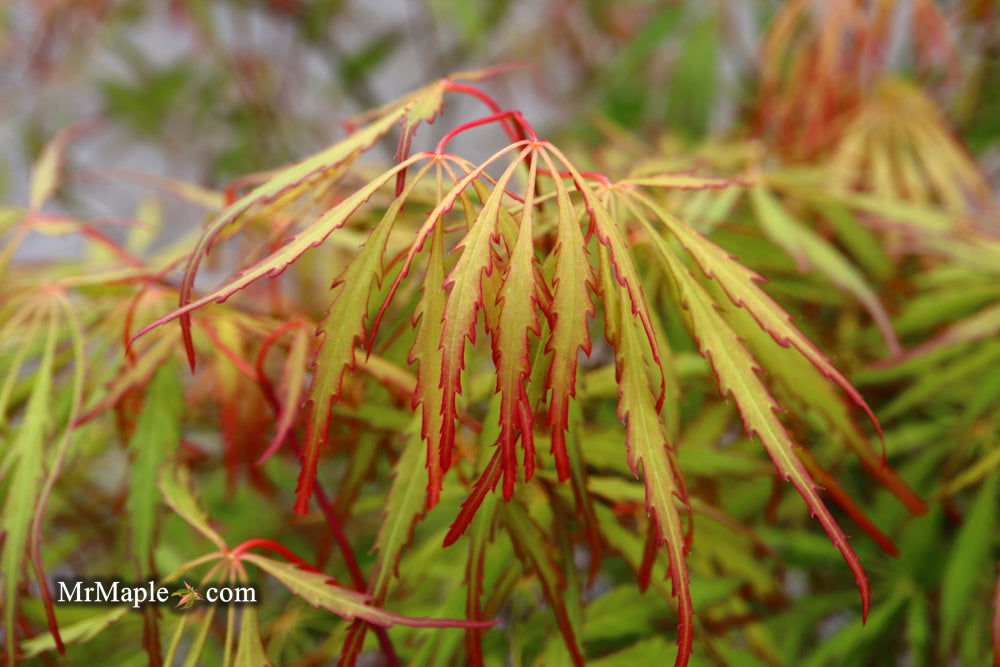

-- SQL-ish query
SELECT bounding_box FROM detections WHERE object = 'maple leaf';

[124,78,906,667]
[171,582,203,610]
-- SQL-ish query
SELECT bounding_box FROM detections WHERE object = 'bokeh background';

[2,1,998,665]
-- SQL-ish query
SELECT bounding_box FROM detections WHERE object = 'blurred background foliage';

[1,1,999,665]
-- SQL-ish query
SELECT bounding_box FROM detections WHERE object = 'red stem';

[253,319,305,414]
[313,483,401,667]
[195,320,258,382]
[443,81,524,143]
[435,111,537,155]
[230,538,320,572]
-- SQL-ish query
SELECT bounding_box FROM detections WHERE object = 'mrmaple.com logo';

[56,579,257,609]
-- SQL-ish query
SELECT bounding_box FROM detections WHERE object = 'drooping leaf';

[539,150,595,481]
[436,147,532,474]
[629,191,882,442]
[607,290,692,667]
[370,424,428,599]
[713,273,924,514]
[637,210,871,621]
[409,222,448,507]
[491,152,540,498]
[295,161,433,512]
[132,154,426,357]
[547,146,666,406]
[165,72,465,364]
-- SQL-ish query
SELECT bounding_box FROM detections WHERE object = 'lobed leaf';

[409,221,449,507]
[491,152,540,498]
[168,73,457,364]
[545,144,666,407]
[539,150,595,481]
[133,155,426,357]
[436,147,532,474]
[608,291,692,667]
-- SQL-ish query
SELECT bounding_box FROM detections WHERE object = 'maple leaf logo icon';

[171,581,203,609]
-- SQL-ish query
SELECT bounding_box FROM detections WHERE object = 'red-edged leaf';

[491,152,540,498]
[631,191,883,445]
[132,155,425,356]
[443,447,503,547]
[642,217,870,623]
[167,75,456,366]
[408,222,449,507]
[539,150,595,481]
[295,161,432,512]
[608,288,692,667]
[437,147,532,473]
[545,144,666,408]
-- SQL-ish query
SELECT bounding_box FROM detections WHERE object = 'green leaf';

[159,467,227,551]
[296,160,433,512]
[234,607,272,667]
[129,362,183,574]
[635,208,870,620]
[491,153,540,498]
[608,285,691,667]
[582,585,663,643]
[750,186,900,356]
[21,608,129,658]
[371,424,428,599]
[242,553,493,629]
[409,221,448,506]
[627,191,881,439]
[502,500,584,665]
[436,147,532,475]
[2,308,57,663]
[539,150,595,482]
[588,637,676,667]
[181,606,216,667]
[800,593,907,667]
[940,472,998,648]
